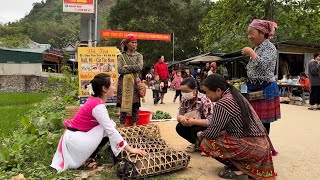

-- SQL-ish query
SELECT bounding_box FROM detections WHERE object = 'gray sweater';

[308,59,320,86]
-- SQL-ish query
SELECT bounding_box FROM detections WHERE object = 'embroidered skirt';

[200,133,276,180]
[249,82,281,123]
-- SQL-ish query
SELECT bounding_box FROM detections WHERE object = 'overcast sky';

[0,0,45,24]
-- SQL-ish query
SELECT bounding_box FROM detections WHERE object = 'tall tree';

[107,0,210,67]
[200,0,320,52]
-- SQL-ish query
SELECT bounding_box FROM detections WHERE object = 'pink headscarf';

[249,19,278,38]
[120,34,137,50]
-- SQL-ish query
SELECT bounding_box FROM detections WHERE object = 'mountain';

[2,0,115,49]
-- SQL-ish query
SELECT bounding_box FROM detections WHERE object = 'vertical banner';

[78,47,119,105]
[63,0,95,13]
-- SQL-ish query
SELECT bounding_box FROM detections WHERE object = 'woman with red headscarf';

[116,34,143,127]
[241,19,280,135]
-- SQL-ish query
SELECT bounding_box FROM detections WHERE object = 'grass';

[0,93,48,137]
[0,93,47,106]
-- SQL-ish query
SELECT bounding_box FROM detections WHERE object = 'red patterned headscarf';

[120,34,137,50]
[249,19,278,38]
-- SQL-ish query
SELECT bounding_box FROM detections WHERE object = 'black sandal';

[218,169,249,180]
[78,158,98,170]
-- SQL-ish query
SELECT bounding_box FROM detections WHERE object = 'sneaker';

[173,98,176,103]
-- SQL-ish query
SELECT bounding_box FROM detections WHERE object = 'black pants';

[176,123,206,146]
[263,123,270,134]
[310,85,320,105]
[120,103,139,124]
[174,90,182,101]
[90,137,109,158]
[153,90,160,104]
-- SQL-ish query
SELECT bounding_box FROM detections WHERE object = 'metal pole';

[94,0,98,47]
[276,51,279,80]
[172,33,175,62]
[88,17,93,47]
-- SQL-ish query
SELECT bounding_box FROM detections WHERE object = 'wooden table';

[278,83,306,105]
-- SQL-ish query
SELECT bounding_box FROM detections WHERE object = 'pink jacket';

[171,76,183,90]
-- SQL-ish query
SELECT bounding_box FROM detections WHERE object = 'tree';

[107,0,211,67]
[200,0,320,52]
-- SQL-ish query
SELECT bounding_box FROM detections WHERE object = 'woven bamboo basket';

[118,124,161,139]
[65,106,80,119]
[116,148,190,179]
[118,142,169,160]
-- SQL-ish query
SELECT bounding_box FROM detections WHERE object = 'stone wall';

[0,75,54,93]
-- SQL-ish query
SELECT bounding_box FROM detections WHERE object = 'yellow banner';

[78,47,119,104]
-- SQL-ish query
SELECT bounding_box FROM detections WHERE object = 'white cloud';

[0,0,45,23]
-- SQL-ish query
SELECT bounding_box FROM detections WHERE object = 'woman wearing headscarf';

[198,73,277,180]
[241,19,280,134]
[117,34,143,127]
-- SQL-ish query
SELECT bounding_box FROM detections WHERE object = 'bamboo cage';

[116,124,191,179]
[116,149,190,179]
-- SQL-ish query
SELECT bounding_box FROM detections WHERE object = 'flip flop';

[218,169,249,180]
[186,144,196,153]
[308,107,317,111]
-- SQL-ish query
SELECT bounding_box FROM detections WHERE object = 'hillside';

[1,0,115,49]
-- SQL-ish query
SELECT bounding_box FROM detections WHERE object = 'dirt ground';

[140,88,320,180]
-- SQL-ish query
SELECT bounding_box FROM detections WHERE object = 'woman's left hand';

[242,47,256,59]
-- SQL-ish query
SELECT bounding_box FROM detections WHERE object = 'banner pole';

[172,33,175,62]
[94,0,98,47]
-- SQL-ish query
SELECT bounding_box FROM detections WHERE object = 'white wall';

[0,63,42,75]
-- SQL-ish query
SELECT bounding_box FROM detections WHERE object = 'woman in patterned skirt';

[242,19,280,134]
[117,34,143,127]
[198,74,277,180]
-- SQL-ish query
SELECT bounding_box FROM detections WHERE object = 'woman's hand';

[242,47,256,59]
[187,118,195,127]
[179,115,189,126]
[197,131,203,141]
[129,148,148,156]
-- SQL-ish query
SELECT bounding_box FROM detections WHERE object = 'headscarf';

[120,34,137,51]
[210,62,217,70]
[249,19,278,38]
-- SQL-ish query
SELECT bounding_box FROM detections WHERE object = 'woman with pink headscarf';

[241,19,280,135]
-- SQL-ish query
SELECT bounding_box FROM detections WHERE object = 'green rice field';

[0,93,47,137]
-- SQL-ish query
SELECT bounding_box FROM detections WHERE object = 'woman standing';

[117,34,143,127]
[242,19,280,134]
[198,74,277,180]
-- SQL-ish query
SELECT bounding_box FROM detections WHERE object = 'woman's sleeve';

[202,98,214,120]
[126,54,143,73]
[118,55,130,75]
[201,103,230,139]
[178,99,187,115]
[251,45,277,70]
[92,104,127,156]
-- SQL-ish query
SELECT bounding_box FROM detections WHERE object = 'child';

[145,72,153,88]
[170,71,183,103]
[152,75,161,105]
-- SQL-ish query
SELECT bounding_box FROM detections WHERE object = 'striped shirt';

[202,89,266,140]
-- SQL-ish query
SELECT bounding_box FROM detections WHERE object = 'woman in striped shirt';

[198,74,277,180]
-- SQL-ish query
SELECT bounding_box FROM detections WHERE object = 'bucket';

[125,110,152,127]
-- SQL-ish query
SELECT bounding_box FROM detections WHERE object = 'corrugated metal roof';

[0,47,47,53]
[274,41,320,49]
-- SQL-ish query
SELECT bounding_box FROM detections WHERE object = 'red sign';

[101,30,171,41]
[44,54,61,63]
[63,0,94,13]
